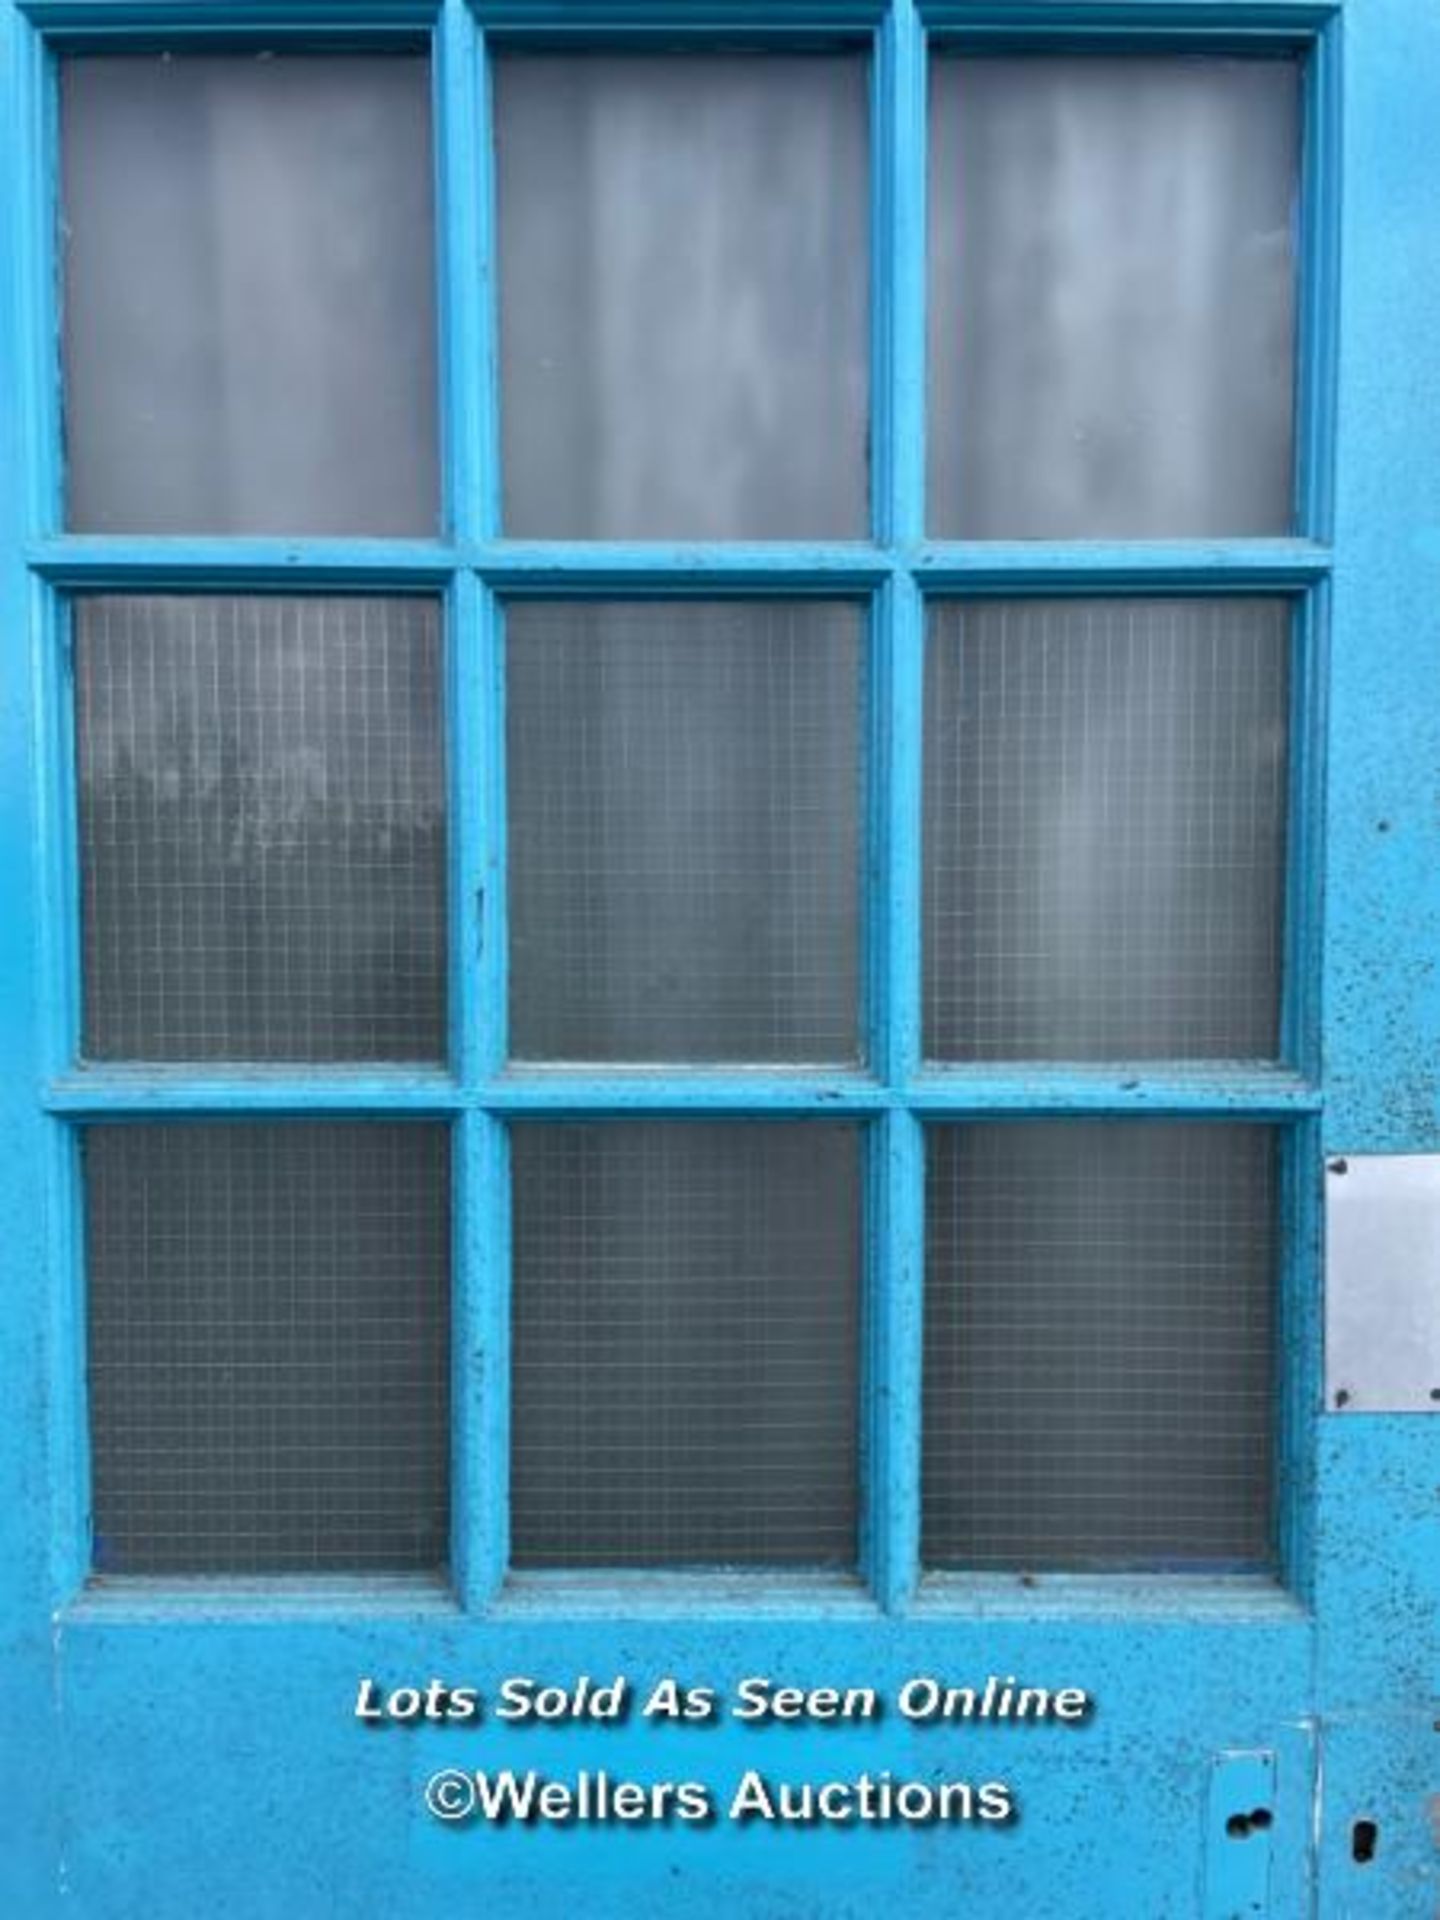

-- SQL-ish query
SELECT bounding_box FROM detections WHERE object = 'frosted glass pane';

[924,599,1289,1061]
[61,54,438,535]
[495,53,869,539]
[507,601,863,1063]
[87,1122,450,1575]
[511,1122,860,1568]
[924,1123,1276,1571]
[928,57,1298,537]
[75,596,446,1063]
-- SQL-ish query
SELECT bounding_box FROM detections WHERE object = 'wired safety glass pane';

[85,1122,451,1575]
[923,598,1290,1062]
[510,1122,861,1569]
[928,55,1299,538]
[924,1122,1277,1571]
[506,600,864,1064]
[61,52,438,536]
[494,52,869,539]
[74,595,447,1064]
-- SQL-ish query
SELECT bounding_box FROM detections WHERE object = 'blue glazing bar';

[20,1,442,35]
[872,0,925,545]
[493,1570,877,1621]
[912,1571,1303,1620]
[475,543,896,589]
[472,1,885,34]
[27,536,1334,591]
[472,26,503,539]
[66,1573,461,1621]
[36,587,79,1080]
[879,573,924,1084]
[26,537,458,586]
[906,1066,1323,1115]
[474,586,508,1076]
[920,1,1338,39]
[1276,1116,1322,1604]
[14,15,59,533]
[458,1108,510,1606]
[45,1072,467,1114]
[1295,10,1342,540]
[869,1107,924,1611]
[436,0,487,543]
[46,1067,1320,1118]
[1279,583,1329,1079]
[913,539,1333,590]
[477,1075,893,1114]
[448,572,486,1084]
[45,1120,90,1606]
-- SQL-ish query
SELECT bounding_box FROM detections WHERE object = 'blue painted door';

[1,3,1435,1916]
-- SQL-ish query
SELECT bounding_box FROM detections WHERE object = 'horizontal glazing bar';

[493,1570,878,1620]
[30,539,1333,593]
[21,2,441,35]
[907,1067,1322,1115]
[921,2,1337,38]
[46,1071,465,1114]
[912,1571,1305,1622]
[481,1075,893,1113]
[27,539,458,588]
[913,541,1332,590]
[475,3,885,33]
[475,544,895,589]
[47,1067,1320,1117]
[65,1573,460,1621]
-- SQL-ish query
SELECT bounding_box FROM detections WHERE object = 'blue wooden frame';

[9,0,1339,1621]
[6,0,1339,1615]
[12,1,1440,1912]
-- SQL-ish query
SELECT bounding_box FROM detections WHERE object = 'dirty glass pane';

[924,1122,1276,1571]
[511,1122,861,1568]
[507,600,863,1063]
[86,1122,451,1574]
[75,596,446,1063]
[61,53,438,535]
[928,56,1298,537]
[923,598,1290,1061]
[495,52,869,538]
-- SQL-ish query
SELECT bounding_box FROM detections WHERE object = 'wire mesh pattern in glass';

[928,55,1298,538]
[60,52,438,537]
[923,1122,1277,1571]
[923,598,1290,1061]
[510,1122,861,1568]
[75,595,447,1063]
[85,1122,451,1575]
[506,600,864,1064]
[494,51,869,539]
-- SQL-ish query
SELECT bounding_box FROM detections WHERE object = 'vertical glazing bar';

[881,570,924,1086]
[1276,1116,1322,1606]
[1280,583,1328,1078]
[438,0,504,1605]
[35,587,91,1602]
[436,0,490,541]
[868,1107,925,1611]
[452,1107,510,1607]
[873,0,925,548]
[476,582,507,1076]
[868,0,926,1609]
[17,22,60,535]
[1295,19,1342,543]
[448,571,484,1082]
